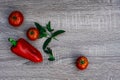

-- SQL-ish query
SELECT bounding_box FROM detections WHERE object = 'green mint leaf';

[41,28,46,33]
[39,32,47,38]
[48,56,55,61]
[43,47,52,54]
[44,50,50,54]
[34,22,47,38]
[44,47,55,61]
[53,37,59,41]
[46,21,54,32]
[46,21,51,30]
[47,47,52,54]
[43,38,52,50]
[34,22,46,32]
[34,22,44,31]
[52,30,65,38]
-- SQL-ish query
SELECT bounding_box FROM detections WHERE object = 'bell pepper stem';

[8,38,17,46]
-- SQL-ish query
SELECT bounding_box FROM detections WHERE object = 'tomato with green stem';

[8,11,24,27]
[27,27,40,41]
[76,56,89,70]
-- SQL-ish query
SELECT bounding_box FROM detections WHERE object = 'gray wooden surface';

[0,0,120,80]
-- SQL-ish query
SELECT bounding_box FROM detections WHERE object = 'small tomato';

[27,27,40,41]
[76,56,89,70]
[8,11,24,27]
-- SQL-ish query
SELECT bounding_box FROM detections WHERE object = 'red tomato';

[27,27,40,41]
[76,56,89,70]
[8,11,24,27]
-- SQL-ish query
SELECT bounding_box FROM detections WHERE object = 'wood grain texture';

[0,0,120,80]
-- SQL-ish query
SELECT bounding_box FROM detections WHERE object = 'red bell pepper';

[8,38,43,63]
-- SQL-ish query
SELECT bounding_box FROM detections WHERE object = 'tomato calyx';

[80,60,85,64]
[30,31,34,35]
[12,16,17,20]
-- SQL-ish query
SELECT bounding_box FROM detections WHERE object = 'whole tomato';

[76,56,89,70]
[27,27,40,41]
[8,11,24,27]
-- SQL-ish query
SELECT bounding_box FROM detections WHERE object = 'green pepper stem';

[8,38,17,46]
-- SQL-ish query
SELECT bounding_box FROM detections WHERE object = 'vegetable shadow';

[70,50,85,62]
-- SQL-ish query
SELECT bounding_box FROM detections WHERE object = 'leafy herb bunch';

[34,21,65,61]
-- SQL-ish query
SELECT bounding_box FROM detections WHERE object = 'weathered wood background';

[0,0,120,80]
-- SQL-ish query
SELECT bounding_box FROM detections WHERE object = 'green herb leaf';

[52,30,65,38]
[44,50,50,54]
[47,47,52,55]
[34,22,46,32]
[39,32,47,38]
[46,21,54,32]
[44,47,55,61]
[48,56,55,61]
[43,47,52,54]
[43,38,52,50]
[53,37,59,41]
[48,51,55,61]
[43,46,55,61]
[34,22,47,38]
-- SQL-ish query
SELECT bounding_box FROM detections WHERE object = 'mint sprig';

[34,21,65,61]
